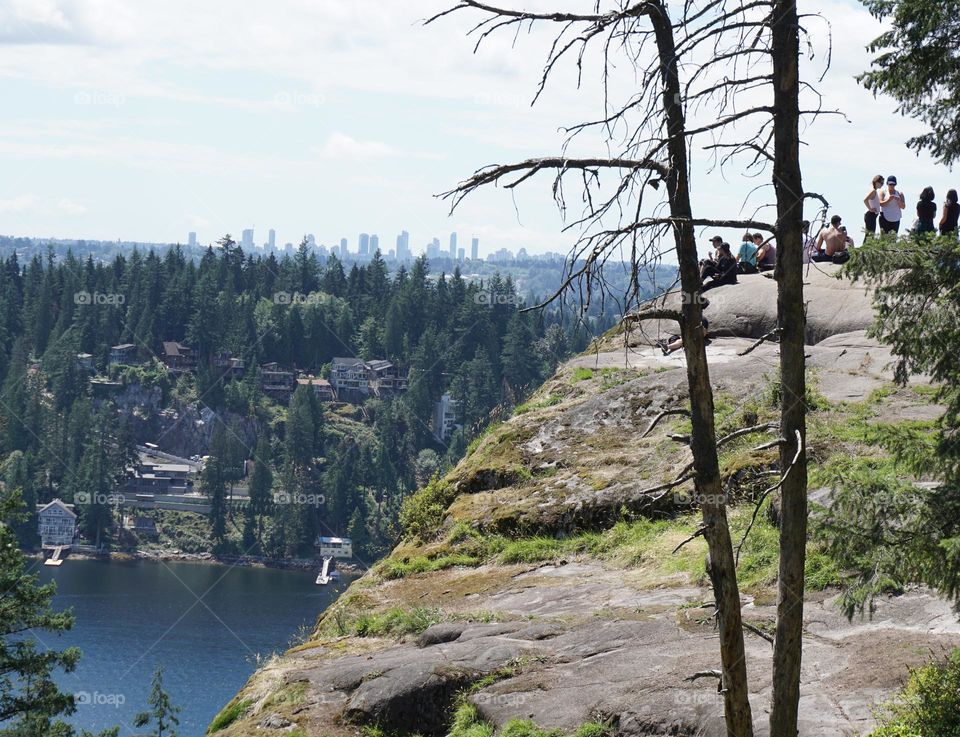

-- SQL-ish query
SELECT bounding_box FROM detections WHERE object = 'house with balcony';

[432,393,461,442]
[109,344,137,365]
[260,362,296,401]
[214,352,245,379]
[37,499,77,548]
[162,342,197,373]
[330,357,369,397]
[365,360,409,396]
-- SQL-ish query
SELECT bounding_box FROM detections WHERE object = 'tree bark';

[769,1,809,734]
[649,4,755,735]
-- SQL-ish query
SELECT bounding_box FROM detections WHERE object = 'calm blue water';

[35,558,349,736]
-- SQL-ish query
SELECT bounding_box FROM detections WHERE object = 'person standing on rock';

[879,175,906,234]
[802,220,818,264]
[915,186,937,235]
[736,231,759,273]
[863,174,884,235]
[940,189,960,236]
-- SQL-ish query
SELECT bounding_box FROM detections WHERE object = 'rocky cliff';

[209,266,959,737]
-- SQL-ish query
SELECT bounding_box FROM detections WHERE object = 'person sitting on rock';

[700,242,738,292]
[813,215,854,262]
[737,232,759,274]
[657,319,709,356]
[754,232,777,271]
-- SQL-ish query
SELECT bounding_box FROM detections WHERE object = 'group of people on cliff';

[861,175,959,237]
[696,173,960,293]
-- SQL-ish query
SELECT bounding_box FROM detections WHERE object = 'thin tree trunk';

[769,1,809,734]
[650,4,755,735]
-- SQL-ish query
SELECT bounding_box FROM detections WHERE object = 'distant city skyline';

[179,225,562,263]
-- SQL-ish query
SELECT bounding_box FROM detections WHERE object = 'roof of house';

[37,499,77,518]
[331,356,364,367]
[318,536,351,544]
[111,343,136,350]
[297,377,332,387]
[366,360,394,372]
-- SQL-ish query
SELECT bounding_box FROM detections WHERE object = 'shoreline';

[28,548,364,574]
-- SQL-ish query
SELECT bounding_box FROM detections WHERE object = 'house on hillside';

[365,360,408,396]
[162,342,198,373]
[261,362,296,400]
[316,535,353,559]
[297,376,336,402]
[109,344,137,365]
[330,357,368,395]
[330,357,408,401]
[214,352,245,379]
[37,499,77,547]
[76,353,95,372]
[432,394,461,442]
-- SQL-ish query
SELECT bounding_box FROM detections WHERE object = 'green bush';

[398,478,457,541]
[870,649,960,737]
[207,698,251,733]
[352,607,442,638]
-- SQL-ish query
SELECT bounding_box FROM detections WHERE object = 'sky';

[0,0,954,258]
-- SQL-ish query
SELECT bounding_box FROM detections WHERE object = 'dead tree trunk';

[769,1,809,734]
[649,6,755,736]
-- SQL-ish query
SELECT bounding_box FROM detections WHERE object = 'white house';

[316,535,353,558]
[37,500,77,547]
[432,394,461,442]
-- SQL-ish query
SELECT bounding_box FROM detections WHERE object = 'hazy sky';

[0,0,953,257]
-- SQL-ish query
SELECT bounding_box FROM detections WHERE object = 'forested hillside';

[0,238,645,559]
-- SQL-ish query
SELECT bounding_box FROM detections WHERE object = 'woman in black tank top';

[941,189,960,235]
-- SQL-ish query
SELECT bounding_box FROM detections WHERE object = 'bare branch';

[641,408,691,438]
[738,328,782,356]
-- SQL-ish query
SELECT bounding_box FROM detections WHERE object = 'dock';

[315,556,334,585]
[43,546,67,566]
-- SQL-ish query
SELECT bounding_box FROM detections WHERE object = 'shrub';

[870,649,960,737]
[399,477,456,541]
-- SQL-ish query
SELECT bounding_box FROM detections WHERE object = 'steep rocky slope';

[209,266,956,737]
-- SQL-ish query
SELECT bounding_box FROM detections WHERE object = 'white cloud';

[312,132,397,160]
[0,194,40,212]
[57,197,86,214]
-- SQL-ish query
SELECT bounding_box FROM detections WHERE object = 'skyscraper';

[449,232,457,259]
[370,234,379,254]
[268,229,276,250]
[471,237,479,261]
[241,228,254,249]
[359,233,370,256]
[458,247,465,261]
[396,231,411,261]
[188,231,197,247]
[340,237,349,256]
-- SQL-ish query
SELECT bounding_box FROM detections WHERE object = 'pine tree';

[132,666,180,737]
